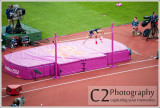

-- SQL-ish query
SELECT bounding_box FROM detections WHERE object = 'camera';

[11,4,25,20]
[15,96,25,106]
[151,18,158,26]
[141,16,150,27]
[11,4,26,34]
[141,15,158,40]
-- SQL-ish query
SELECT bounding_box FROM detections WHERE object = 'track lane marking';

[2,65,158,98]
[2,58,154,90]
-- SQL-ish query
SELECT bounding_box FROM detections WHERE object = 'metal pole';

[54,32,58,79]
[110,23,117,68]
[53,33,61,79]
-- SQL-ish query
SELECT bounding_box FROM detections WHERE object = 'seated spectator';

[10,99,18,107]
[132,16,141,36]
[10,96,25,107]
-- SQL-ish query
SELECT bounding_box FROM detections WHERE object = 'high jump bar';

[54,26,115,78]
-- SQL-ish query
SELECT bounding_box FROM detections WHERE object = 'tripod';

[13,19,26,34]
[146,23,158,41]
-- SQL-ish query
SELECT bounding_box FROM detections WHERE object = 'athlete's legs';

[93,31,98,44]
[83,33,92,44]
[97,29,104,42]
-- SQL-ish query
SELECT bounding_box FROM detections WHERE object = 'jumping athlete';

[83,28,104,45]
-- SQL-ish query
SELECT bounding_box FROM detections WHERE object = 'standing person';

[148,11,158,38]
[83,28,104,45]
[132,16,139,36]
[6,4,15,29]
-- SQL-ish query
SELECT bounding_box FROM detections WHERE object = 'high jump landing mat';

[3,38,130,80]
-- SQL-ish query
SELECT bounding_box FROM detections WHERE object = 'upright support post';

[54,32,60,79]
[110,23,117,68]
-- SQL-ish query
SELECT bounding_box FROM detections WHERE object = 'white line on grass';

[2,58,154,90]
[2,65,158,98]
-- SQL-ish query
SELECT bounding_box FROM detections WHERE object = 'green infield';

[2,2,158,39]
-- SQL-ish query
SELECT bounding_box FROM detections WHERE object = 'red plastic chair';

[6,85,22,95]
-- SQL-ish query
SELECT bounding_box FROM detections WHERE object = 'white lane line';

[118,58,153,66]
[63,58,154,77]
[2,58,154,90]
[2,65,158,98]
[132,50,142,56]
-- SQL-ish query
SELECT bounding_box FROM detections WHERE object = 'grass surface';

[2,2,158,38]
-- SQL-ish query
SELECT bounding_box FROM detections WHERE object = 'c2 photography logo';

[88,86,157,105]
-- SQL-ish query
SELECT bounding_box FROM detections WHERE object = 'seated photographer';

[10,96,25,107]
[149,11,158,38]
[132,16,140,36]
[6,4,15,29]
[10,99,18,107]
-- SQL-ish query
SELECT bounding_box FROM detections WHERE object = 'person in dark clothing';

[10,96,25,107]
[6,4,15,29]
[149,11,158,25]
[83,28,104,44]
[148,11,158,38]
[10,99,18,107]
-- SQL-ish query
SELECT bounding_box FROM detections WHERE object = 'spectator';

[132,16,139,36]
[10,96,25,107]
[10,99,18,107]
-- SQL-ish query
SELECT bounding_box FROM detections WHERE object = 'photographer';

[149,11,158,38]
[6,4,15,29]
[10,96,25,107]
[10,99,18,107]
